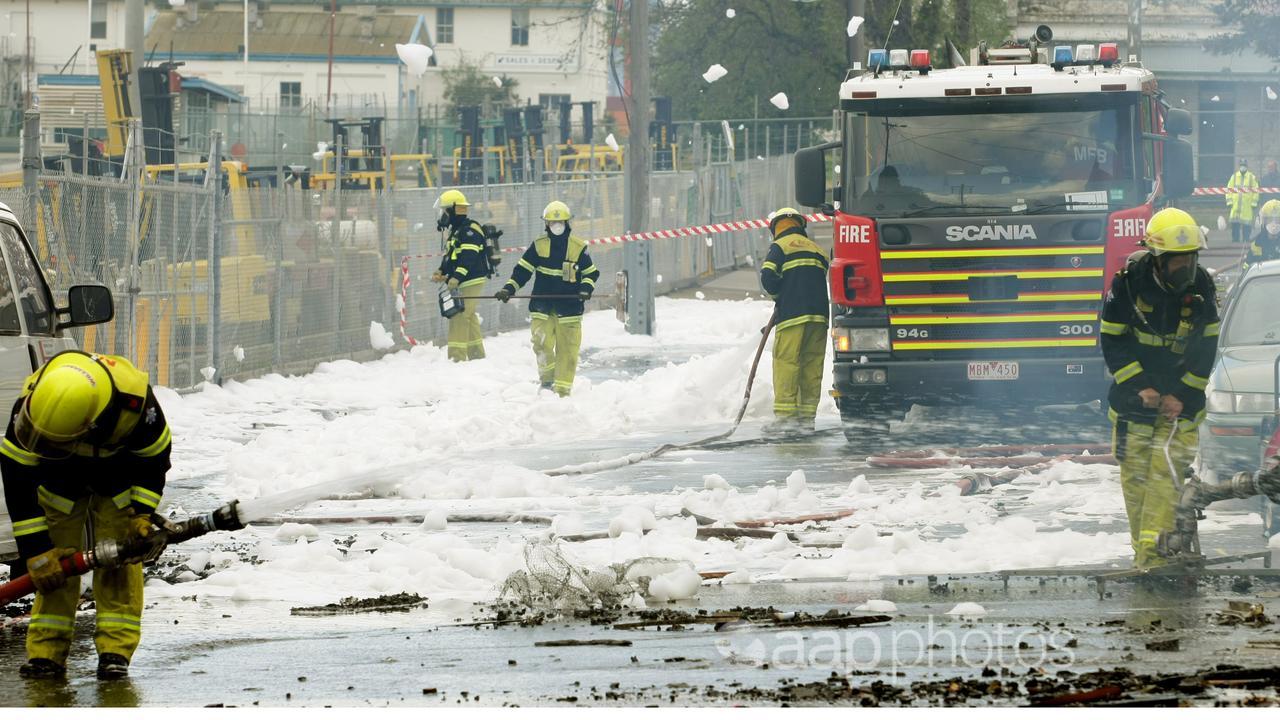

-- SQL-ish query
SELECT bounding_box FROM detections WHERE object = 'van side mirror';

[1164,108,1192,137]
[1162,138,1195,199]
[795,141,841,209]
[57,285,114,330]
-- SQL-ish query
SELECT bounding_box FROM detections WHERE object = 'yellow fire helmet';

[768,207,806,236]
[1142,207,1204,255]
[542,200,572,222]
[15,353,114,456]
[438,189,470,213]
[1261,199,1280,222]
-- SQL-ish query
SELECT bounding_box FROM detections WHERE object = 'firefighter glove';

[431,271,445,283]
[578,289,592,302]
[129,512,156,543]
[447,277,459,291]
[495,288,512,303]
[26,547,75,593]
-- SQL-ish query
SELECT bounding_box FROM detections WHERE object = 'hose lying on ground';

[543,315,778,477]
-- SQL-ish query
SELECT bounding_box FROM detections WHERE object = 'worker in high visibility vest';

[0,352,172,680]
[1227,160,1260,244]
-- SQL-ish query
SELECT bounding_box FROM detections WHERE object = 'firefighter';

[0,351,172,680]
[494,201,600,396]
[432,189,489,361]
[1244,199,1280,270]
[1100,207,1218,570]
[759,208,830,435]
[1226,159,1260,244]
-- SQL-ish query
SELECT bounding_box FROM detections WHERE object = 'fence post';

[21,110,39,231]
[332,137,344,355]
[126,119,144,364]
[207,130,223,385]
[274,130,285,372]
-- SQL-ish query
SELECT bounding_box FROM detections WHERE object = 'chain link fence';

[10,137,801,389]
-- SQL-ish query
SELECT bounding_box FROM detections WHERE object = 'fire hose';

[0,501,246,606]
[1156,459,1280,560]
[543,313,777,476]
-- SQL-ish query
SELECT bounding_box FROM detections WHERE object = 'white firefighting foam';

[141,298,1233,616]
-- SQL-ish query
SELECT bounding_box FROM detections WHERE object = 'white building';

[143,0,610,116]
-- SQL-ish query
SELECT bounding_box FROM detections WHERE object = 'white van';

[0,201,114,565]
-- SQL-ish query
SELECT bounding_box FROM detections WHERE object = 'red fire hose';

[0,500,244,606]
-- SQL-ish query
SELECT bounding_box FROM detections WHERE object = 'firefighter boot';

[96,653,129,680]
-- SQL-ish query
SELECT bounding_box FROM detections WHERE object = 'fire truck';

[794,28,1195,438]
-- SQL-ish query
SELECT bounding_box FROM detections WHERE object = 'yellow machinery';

[312,150,436,191]
[449,146,511,184]
[95,49,133,160]
[552,144,625,178]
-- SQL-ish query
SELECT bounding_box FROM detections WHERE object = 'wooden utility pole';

[848,0,866,69]
[623,0,653,335]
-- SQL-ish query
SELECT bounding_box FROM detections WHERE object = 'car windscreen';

[842,94,1142,217]
[1222,275,1280,346]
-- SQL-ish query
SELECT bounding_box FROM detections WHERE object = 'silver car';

[1201,259,1280,536]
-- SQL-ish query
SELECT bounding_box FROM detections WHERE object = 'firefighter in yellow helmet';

[0,351,172,680]
[495,201,600,395]
[432,189,490,361]
[760,208,830,435]
[1245,199,1280,270]
[1100,207,1219,569]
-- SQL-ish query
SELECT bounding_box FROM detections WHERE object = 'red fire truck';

[794,30,1195,438]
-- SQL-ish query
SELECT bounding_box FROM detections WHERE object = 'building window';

[436,7,453,45]
[511,8,530,47]
[280,82,302,110]
[90,0,107,40]
[538,93,570,109]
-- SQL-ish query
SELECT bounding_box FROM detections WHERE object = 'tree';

[651,0,1010,120]
[442,58,520,116]
[1207,0,1280,62]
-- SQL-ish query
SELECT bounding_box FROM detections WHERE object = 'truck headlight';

[831,328,890,353]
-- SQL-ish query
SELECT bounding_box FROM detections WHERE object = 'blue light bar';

[868,49,888,70]
[1053,46,1073,64]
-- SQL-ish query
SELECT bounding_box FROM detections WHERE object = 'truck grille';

[880,244,1105,358]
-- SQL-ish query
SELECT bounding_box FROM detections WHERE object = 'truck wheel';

[838,396,896,452]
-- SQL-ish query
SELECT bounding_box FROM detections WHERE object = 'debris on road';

[290,593,428,616]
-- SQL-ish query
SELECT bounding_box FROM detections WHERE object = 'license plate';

[968,361,1019,381]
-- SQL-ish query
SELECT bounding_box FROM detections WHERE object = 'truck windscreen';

[843,94,1142,218]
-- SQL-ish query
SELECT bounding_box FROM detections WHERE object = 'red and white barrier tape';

[397,212,832,345]
[1192,186,1280,196]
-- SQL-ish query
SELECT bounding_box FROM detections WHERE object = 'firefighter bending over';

[1100,208,1218,569]
[760,208,830,436]
[495,201,600,396]
[0,352,172,680]
[433,189,489,362]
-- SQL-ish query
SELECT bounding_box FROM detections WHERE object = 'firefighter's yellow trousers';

[1112,416,1198,569]
[772,321,827,421]
[446,281,486,362]
[28,491,144,664]
[530,311,582,396]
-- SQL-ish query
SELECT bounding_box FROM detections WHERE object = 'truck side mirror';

[58,285,114,330]
[1164,108,1192,137]
[1162,138,1195,199]
[795,146,828,208]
